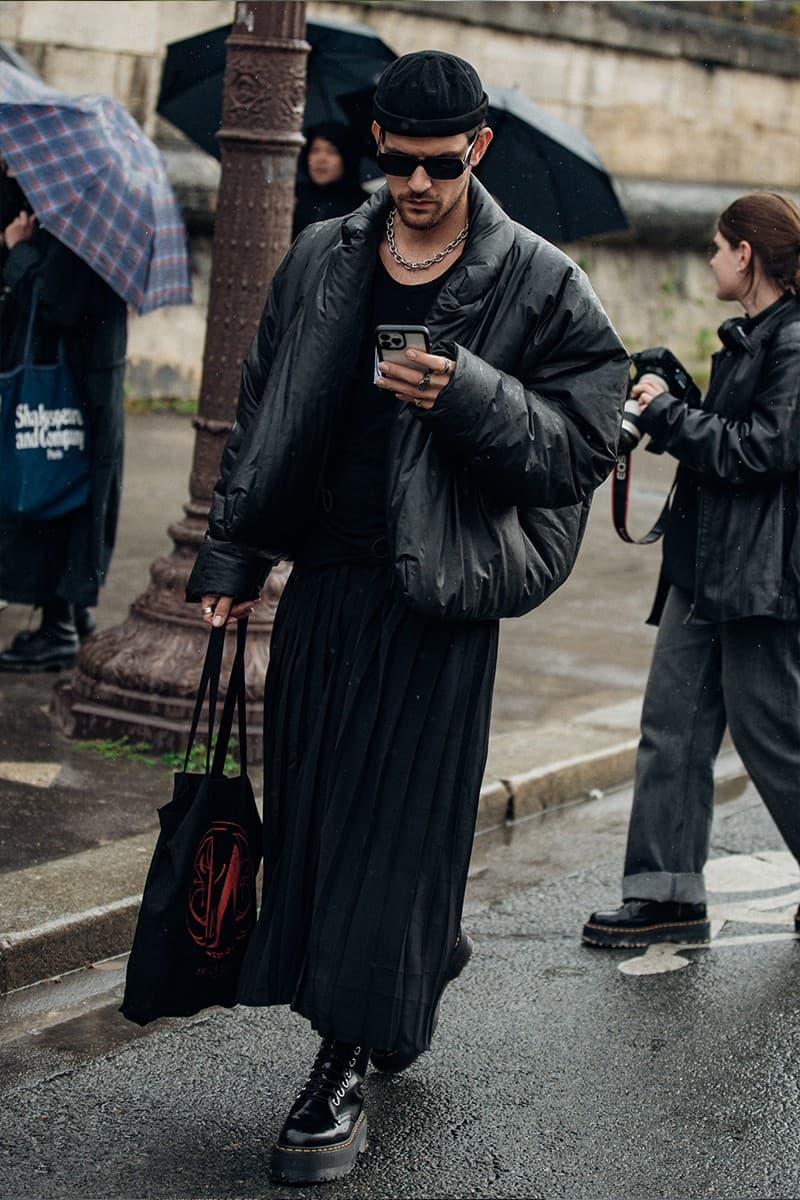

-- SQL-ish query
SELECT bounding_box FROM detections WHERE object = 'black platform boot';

[370,929,474,1075]
[73,605,96,640]
[0,601,79,672]
[271,1039,369,1185]
[582,900,711,948]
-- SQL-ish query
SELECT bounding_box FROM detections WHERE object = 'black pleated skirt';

[237,562,498,1056]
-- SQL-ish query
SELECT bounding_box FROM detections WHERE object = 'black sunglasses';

[376,133,479,181]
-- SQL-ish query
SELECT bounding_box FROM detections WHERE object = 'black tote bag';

[120,620,262,1025]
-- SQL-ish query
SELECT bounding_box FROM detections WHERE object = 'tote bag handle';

[183,620,248,776]
[18,284,71,369]
[20,284,40,365]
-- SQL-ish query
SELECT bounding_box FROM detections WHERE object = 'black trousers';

[624,586,800,903]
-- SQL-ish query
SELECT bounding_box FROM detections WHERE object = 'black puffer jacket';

[187,178,628,621]
[640,292,800,623]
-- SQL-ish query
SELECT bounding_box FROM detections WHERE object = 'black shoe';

[0,621,78,672]
[73,605,96,639]
[370,930,474,1075]
[582,899,711,948]
[794,903,799,935]
[271,1039,368,1185]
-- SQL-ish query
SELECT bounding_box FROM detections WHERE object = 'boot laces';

[296,1040,361,1108]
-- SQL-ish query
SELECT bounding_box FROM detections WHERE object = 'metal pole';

[57,1,308,759]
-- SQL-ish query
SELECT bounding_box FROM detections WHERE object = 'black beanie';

[373,51,488,137]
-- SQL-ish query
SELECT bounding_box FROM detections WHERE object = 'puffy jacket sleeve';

[186,252,293,603]
[638,322,800,486]
[416,264,628,508]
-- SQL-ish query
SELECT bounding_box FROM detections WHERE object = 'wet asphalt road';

[2,775,799,1200]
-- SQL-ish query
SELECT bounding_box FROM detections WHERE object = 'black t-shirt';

[297,257,458,567]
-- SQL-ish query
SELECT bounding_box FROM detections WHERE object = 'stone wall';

[1,1,799,393]
[319,1,800,187]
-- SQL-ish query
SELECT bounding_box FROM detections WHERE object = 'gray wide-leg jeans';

[623,586,800,904]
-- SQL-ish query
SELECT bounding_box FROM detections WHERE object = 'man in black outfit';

[187,52,628,1185]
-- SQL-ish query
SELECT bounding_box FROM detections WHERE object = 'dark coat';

[187,178,628,622]
[640,292,800,624]
[0,228,128,606]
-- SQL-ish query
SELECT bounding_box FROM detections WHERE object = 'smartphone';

[374,324,431,382]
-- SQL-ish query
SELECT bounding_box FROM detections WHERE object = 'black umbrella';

[340,81,627,241]
[157,17,395,163]
[476,86,627,242]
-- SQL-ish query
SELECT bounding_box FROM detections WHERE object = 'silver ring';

[201,605,214,615]
[441,357,453,375]
[412,397,423,408]
[417,370,432,392]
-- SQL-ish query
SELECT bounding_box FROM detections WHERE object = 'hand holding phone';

[374,324,431,382]
[374,324,455,411]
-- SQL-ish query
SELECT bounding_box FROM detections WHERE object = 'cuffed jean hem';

[622,870,707,905]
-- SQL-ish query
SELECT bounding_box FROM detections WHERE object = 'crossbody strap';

[612,452,674,545]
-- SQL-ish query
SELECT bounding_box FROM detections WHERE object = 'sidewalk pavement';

[0,412,734,994]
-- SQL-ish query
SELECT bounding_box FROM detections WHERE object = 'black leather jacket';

[187,178,628,622]
[640,292,800,623]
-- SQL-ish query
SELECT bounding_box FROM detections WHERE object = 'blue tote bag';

[0,287,90,521]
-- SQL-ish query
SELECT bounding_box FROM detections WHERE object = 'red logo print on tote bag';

[186,821,256,965]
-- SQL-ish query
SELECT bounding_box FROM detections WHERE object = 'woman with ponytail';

[584,191,800,948]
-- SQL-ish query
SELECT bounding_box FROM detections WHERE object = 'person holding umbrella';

[187,51,627,1185]
[292,121,366,239]
[0,65,190,670]
[0,160,127,668]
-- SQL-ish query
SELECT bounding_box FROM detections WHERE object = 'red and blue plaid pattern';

[0,66,191,313]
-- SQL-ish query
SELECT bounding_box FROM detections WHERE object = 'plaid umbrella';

[0,64,191,313]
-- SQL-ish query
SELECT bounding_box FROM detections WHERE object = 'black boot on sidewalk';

[73,605,97,640]
[370,929,473,1075]
[795,903,799,935]
[0,601,79,672]
[271,1039,369,1185]
[582,900,711,948]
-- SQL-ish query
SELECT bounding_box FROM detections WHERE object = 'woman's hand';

[3,210,36,250]
[200,594,261,628]
[632,372,668,412]
[374,348,455,411]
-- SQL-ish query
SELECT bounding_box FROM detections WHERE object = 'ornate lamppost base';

[53,524,288,762]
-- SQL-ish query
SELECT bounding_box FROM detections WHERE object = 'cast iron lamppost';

[58,1,309,758]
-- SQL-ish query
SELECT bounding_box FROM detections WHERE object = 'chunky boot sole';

[582,917,711,949]
[270,1111,367,1184]
[370,932,474,1074]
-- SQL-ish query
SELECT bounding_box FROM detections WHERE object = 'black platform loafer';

[370,929,474,1075]
[582,900,711,948]
[271,1039,368,1185]
[0,624,78,672]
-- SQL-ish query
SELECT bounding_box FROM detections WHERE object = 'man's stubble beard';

[394,176,470,233]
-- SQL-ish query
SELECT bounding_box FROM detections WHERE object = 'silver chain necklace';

[385,208,469,271]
